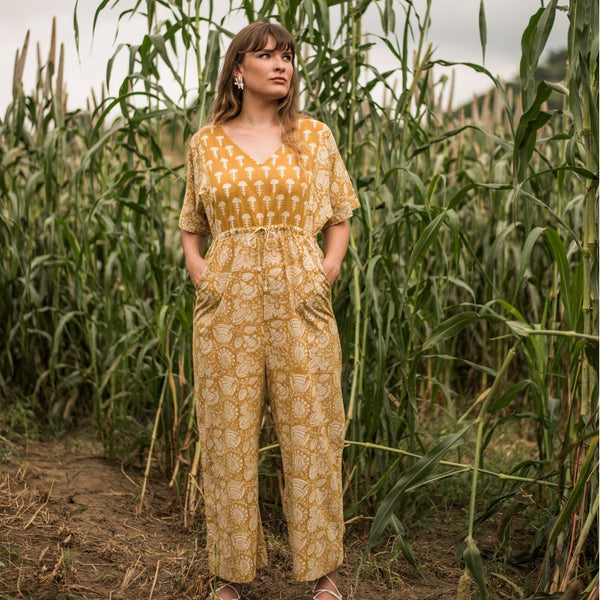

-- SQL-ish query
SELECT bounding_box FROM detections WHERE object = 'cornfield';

[0,0,597,598]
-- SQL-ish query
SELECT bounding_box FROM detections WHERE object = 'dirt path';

[0,434,475,599]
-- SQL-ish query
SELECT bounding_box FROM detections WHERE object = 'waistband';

[212,225,311,243]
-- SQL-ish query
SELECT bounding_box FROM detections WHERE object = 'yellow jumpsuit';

[179,117,359,583]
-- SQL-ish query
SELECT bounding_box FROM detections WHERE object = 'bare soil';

[0,433,521,600]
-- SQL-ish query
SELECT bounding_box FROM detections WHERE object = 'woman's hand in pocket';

[321,220,349,286]
[187,255,207,289]
[321,256,341,286]
[181,230,209,289]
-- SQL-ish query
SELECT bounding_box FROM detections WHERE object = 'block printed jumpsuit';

[179,117,359,583]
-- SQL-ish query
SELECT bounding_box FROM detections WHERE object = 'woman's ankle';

[313,570,342,598]
[318,570,338,584]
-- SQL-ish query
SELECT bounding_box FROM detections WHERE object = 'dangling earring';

[234,74,244,91]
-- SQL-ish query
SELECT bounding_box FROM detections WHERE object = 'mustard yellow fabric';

[179,117,359,583]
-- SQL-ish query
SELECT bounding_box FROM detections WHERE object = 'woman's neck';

[232,96,279,129]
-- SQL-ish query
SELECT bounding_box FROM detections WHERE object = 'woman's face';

[235,36,294,101]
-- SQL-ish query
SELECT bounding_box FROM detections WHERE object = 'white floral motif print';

[179,117,359,583]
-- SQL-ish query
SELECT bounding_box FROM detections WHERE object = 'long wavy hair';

[209,22,302,157]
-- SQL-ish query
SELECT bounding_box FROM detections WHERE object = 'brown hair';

[209,22,302,158]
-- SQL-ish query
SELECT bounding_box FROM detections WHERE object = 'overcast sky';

[1,0,569,113]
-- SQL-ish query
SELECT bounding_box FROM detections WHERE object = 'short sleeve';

[178,138,211,235]
[321,128,360,230]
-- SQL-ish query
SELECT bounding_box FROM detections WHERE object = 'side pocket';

[294,249,334,322]
[193,241,232,327]
[305,244,332,291]
[193,276,221,326]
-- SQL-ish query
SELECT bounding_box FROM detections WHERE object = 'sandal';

[312,574,343,600]
[207,582,242,600]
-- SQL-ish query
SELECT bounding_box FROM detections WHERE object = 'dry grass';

[0,435,210,600]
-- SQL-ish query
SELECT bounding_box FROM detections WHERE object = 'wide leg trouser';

[192,228,345,583]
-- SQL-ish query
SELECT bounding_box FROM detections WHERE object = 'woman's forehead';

[259,36,277,50]
[244,33,293,54]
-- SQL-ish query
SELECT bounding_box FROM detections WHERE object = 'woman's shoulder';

[296,116,334,140]
[188,124,221,149]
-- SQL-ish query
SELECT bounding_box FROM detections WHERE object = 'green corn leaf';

[519,0,558,111]
[368,429,467,548]
[389,515,429,580]
[513,81,553,182]
[512,226,545,306]
[405,210,446,283]
[543,228,573,329]
[423,312,480,351]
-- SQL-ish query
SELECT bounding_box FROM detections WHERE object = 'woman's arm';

[181,229,209,288]
[321,219,350,285]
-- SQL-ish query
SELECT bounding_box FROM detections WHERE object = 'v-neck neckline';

[218,124,285,166]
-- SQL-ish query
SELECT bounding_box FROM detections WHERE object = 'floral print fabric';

[179,117,359,582]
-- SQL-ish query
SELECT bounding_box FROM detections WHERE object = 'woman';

[179,21,359,600]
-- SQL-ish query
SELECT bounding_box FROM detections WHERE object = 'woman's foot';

[206,581,242,600]
[312,572,342,600]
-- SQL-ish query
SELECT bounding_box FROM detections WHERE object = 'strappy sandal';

[312,574,343,600]
[206,582,242,600]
